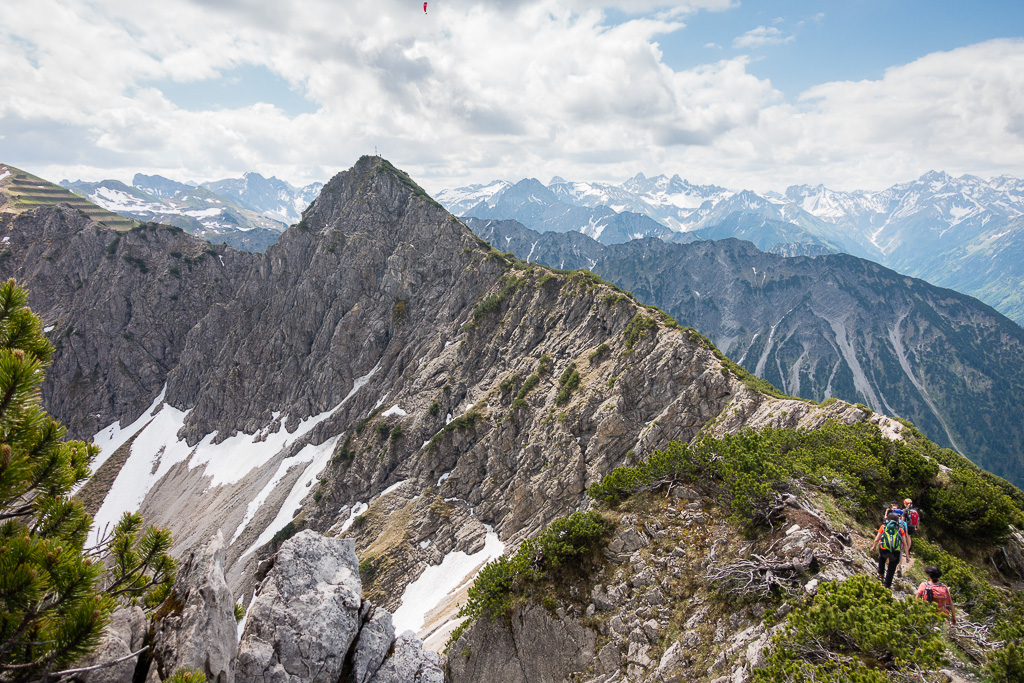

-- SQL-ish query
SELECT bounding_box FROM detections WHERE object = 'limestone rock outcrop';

[236,530,441,683]
[237,531,363,681]
[150,532,237,683]
[70,606,147,683]
[350,605,395,683]
[365,631,444,683]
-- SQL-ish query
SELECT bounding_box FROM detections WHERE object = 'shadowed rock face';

[0,206,256,439]
[150,532,237,683]
[446,602,596,683]
[166,155,500,444]
[470,218,1024,487]
[72,606,147,683]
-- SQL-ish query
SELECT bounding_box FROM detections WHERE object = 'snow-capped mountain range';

[202,172,323,225]
[438,171,1024,326]
[60,173,323,253]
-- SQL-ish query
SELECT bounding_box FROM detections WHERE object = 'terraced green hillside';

[0,163,137,230]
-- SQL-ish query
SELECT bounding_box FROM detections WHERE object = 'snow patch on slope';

[391,525,505,635]
[91,387,166,473]
[238,434,341,558]
[381,405,407,417]
[92,362,381,541]
[339,502,369,534]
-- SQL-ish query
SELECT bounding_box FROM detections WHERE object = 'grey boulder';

[236,530,362,682]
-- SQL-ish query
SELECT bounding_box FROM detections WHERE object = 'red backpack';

[905,508,920,530]
[925,582,953,615]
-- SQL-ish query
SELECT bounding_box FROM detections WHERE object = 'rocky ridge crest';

[470,218,1024,487]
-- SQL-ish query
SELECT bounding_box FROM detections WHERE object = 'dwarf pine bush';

[753,575,946,683]
[0,279,176,681]
[456,511,613,626]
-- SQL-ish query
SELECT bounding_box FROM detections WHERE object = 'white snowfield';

[92,187,160,213]
[90,362,382,546]
[237,434,341,559]
[90,387,167,474]
[391,525,505,635]
[376,479,408,499]
[184,208,224,219]
[84,357,515,652]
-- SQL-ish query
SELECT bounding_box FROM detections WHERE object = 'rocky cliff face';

[75,531,442,683]
[0,205,256,439]
[470,218,1024,487]
[166,155,499,443]
[445,493,868,683]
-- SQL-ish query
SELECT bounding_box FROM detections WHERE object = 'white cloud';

[0,1,1022,194]
[732,26,794,49]
[665,38,1024,191]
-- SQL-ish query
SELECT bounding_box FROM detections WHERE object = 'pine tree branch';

[103,533,171,596]
[49,646,148,679]
[0,507,34,522]
[106,575,165,598]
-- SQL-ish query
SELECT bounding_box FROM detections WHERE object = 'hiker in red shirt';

[871,512,909,588]
[915,565,957,625]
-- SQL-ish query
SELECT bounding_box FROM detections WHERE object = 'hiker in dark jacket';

[871,512,909,588]
[915,565,957,625]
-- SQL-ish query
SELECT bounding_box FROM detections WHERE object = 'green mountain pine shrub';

[588,420,1024,546]
[453,511,613,629]
[753,575,947,683]
[0,279,176,681]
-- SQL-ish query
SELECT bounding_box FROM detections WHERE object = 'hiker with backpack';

[882,501,897,522]
[871,512,910,588]
[915,565,957,625]
[903,498,920,537]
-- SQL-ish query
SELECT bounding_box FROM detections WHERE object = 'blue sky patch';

[142,64,318,116]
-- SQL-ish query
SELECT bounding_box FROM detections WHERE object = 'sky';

[2,0,1024,194]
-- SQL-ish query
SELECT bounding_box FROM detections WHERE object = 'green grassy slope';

[0,163,138,231]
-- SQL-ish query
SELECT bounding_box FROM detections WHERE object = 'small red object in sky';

[423,2,427,12]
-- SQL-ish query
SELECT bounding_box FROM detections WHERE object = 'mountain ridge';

[0,155,908,605]
[3,157,1022,683]
[60,175,289,253]
[440,170,1024,326]
[469,217,1024,487]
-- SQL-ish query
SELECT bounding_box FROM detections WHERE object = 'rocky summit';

[3,156,1021,682]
